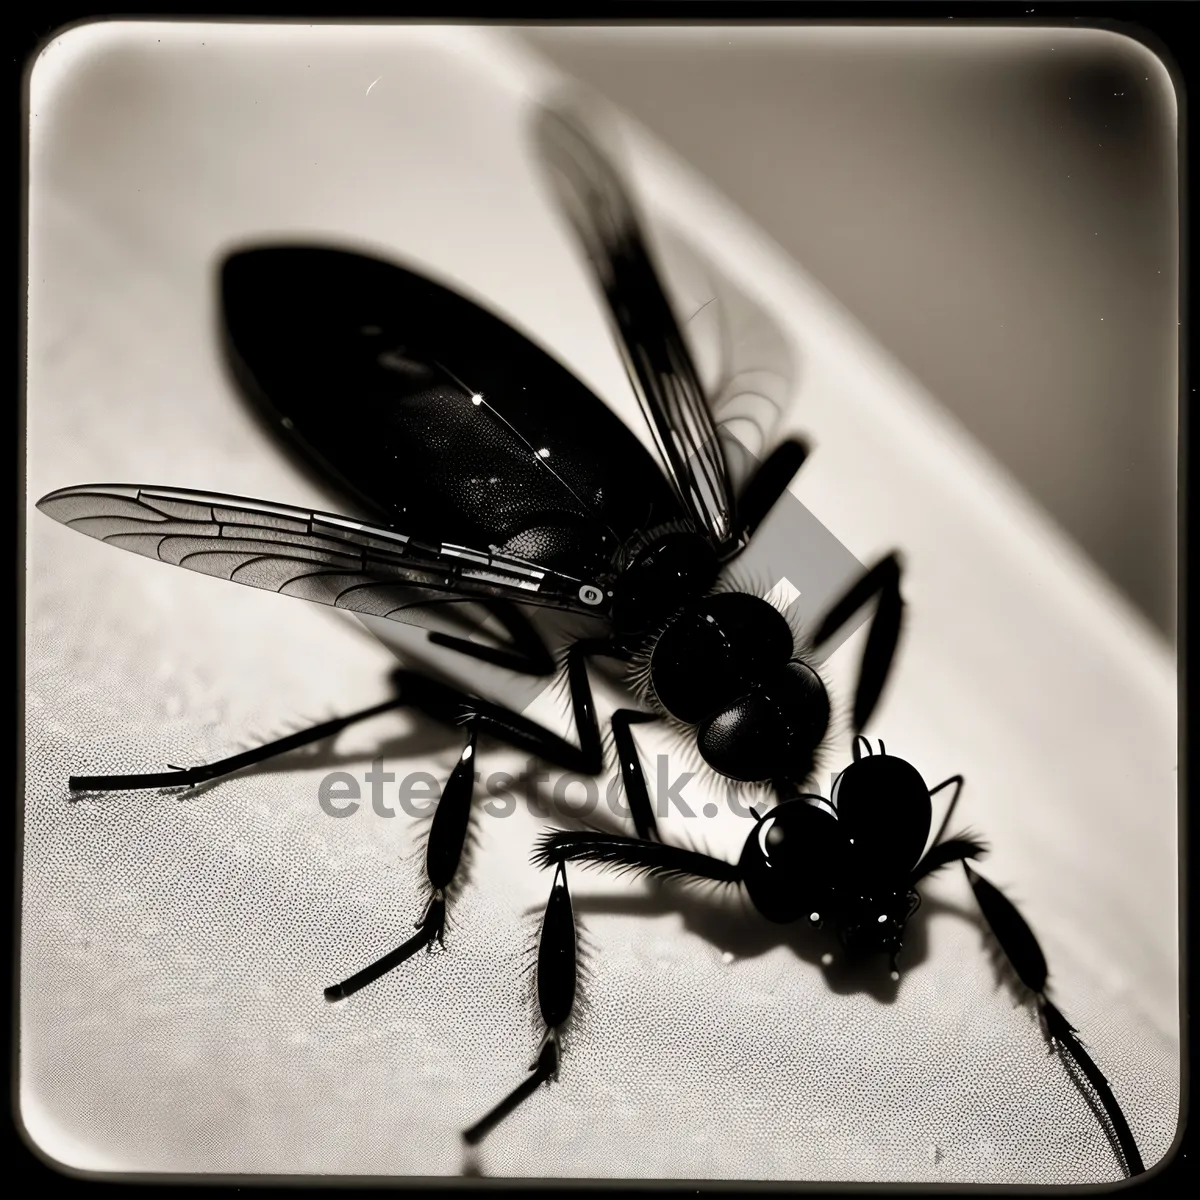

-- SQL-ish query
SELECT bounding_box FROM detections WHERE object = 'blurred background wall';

[518,26,1179,642]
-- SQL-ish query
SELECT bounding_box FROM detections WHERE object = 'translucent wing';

[650,223,796,494]
[534,102,736,551]
[37,484,609,627]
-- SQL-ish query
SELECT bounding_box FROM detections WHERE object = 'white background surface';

[23,23,1178,1183]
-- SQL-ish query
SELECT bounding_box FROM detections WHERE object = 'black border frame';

[7,5,1192,1196]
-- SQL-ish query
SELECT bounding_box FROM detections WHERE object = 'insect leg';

[908,776,983,884]
[909,833,986,884]
[323,635,614,1000]
[610,709,661,841]
[533,827,741,886]
[811,553,904,733]
[963,863,1145,1177]
[390,637,617,776]
[926,774,965,849]
[426,600,556,676]
[324,724,478,1000]
[462,862,577,1145]
[67,696,408,792]
[730,438,810,548]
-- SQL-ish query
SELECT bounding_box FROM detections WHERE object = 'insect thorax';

[642,590,831,784]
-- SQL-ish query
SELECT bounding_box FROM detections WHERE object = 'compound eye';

[836,755,932,878]
[695,593,794,671]
[649,612,745,724]
[738,801,849,924]
[648,592,799,725]
[695,662,830,782]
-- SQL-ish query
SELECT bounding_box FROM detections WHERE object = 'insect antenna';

[513,924,546,1041]
[577,932,601,970]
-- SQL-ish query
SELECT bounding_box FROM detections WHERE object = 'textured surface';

[23,23,1178,1183]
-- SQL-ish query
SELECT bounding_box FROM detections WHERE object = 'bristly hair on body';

[615,516,706,572]
[530,558,854,821]
[532,826,742,888]
[621,568,840,802]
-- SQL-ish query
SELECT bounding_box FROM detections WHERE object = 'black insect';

[39,103,899,954]
[36,102,1143,1177]
[478,737,1146,1176]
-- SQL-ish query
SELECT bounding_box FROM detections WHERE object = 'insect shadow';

[565,885,933,1003]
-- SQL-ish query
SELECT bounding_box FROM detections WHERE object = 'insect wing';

[534,102,736,550]
[219,245,683,583]
[650,222,796,493]
[36,484,608,630]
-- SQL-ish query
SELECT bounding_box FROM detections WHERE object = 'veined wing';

[534,102,736,551]
[36,484,611,625]
[651,222,796,493]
